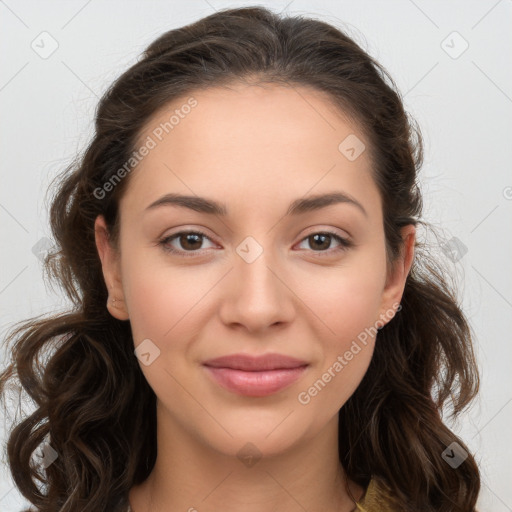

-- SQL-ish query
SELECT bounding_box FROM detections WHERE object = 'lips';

[202,353,309,397]
[203,353,309,371]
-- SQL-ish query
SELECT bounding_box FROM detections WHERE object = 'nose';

[218,244,295,334]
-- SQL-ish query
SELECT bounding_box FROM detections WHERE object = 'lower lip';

[203,365,308,397]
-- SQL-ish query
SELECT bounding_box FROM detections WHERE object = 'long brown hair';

[0,6,480,511]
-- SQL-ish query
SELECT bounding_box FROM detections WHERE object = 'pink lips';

[202,353,309,397]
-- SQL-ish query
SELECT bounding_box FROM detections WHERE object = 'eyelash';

[158,230,353,258]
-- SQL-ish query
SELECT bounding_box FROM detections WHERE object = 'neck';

[129,402,364,512]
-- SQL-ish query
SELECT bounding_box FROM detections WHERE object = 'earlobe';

[106,283,130,321]
[94,215,130,321]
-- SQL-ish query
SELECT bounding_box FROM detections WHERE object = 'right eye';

[159,230,217,257]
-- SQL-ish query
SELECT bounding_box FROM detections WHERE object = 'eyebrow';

[145,191,368,218]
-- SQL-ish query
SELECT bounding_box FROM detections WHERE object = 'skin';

[95,82,415,512]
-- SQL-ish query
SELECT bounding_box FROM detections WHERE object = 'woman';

[0,6,481,511]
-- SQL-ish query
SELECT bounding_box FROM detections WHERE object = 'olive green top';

[355,478,393,511]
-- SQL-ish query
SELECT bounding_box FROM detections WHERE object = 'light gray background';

[1,1,511,510]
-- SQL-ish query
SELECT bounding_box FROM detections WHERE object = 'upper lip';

[203,353,309,371]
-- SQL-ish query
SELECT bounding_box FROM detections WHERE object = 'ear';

[377,224,416,327]
[94,215,129,321]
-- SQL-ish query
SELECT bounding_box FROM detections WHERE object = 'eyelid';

[300,225,352,242]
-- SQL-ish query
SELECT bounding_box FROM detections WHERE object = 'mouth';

[202,353,309,397]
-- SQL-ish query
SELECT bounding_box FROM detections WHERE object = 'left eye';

[159,230,352,257]
[296,232,352,253]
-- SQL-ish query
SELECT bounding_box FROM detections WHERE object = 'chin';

[194,412,312,460]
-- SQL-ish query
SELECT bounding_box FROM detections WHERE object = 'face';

[95,82,414,459]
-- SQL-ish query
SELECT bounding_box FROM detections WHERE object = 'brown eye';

[308,233,331,251]
[159,231,215,257]
[176,233,203,250]
[296,231,353,255]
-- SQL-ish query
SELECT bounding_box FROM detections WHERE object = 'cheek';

[121,258,212,399]
[296,249,386,401]
[123,260,211,345]
[296,281,382,415]
[305,254,387,345]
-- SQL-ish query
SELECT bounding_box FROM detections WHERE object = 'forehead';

[122,83,380,222]
[135,81,365,161]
